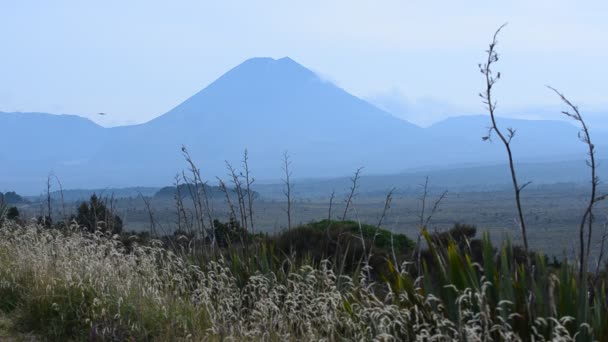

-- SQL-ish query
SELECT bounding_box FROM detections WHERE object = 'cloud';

[366,89,473,126]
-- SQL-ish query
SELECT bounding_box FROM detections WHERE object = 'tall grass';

[1,218,606,341]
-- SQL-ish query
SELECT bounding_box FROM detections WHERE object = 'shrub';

[74,194,123,235]
[271,219,415,279]
[6,207,19,221]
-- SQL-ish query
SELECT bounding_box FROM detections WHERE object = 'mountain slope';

[422,115,603,165]
[2,57,607,194]
[87,57,423,185]
[0,112,106,162]
[0,112,107,193]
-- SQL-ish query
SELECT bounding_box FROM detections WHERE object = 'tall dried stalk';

[548,86,607,280]
[242,149,255,235]
[424,190,447,229]
[226,161,247,231]
[389,217,401,273]
[173,174,193,235]
[108,193,116,232]
[353,205,372,281]
[417,176,429,228]
[138,191,157,238]
[217,177,238,223]
[342,167,363,221]
[182,170,204,235]
[367,187,395,264]
[49,173,68,225]
[479,24,531,268]
[377,188,395,229]
[282,151,293,230]
[594,221,608,282]
[413,177,447,272]
[182,146,216,246]
[328,190,336,221]
[45,174,52,226]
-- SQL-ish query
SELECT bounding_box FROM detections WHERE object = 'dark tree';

[212,217,250,247]
[75,194,123,235]
[37,215,53,229]
[7,207,20,220]
[0,191,25,205]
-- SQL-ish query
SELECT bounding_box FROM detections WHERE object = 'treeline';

[0,191,25,205]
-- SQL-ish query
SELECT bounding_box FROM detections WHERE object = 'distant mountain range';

[2,57,606,194]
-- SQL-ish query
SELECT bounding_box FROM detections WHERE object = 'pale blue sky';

[1,1,606,127]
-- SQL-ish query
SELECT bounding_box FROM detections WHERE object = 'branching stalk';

[548,86,607,280]
[342,167,363,221]
[242,149,256,235]
[479,24,531,269]
[282,151,293,230]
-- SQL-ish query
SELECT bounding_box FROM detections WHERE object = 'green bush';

[74,194,123,235]
[271,219,415,279]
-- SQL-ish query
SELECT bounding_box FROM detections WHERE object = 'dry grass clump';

[0,221,605,341]
[0,221,205,340]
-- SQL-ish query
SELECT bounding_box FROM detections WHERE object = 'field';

[18,182,608,262]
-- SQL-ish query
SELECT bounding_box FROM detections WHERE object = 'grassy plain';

[17,182,608,262]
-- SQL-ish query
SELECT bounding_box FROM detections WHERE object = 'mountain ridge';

[1,57,605,194]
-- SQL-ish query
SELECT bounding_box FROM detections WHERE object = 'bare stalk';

[199,181,216,244]
[242,149,256,235]
[174,176,183,231]
[139,191,176,251]
[50,173,68,225]
[173,174,192,235]
[389,217,401,273]
[353,205,371,281]
[217,177,238,223]
[282,151,293,230]
[413,177,429,267]
[46,174,52,226]
[182,146,216,246]
[139,192,157,238]
[367,187,395,264]
[479,24,531,268]
[328,189,336,221]
[424,190,448,228]
[417,176,429,228]
[413,177,447,272]
[226,161,248,231]
[377,187,395,229]
[342,167,363,221]
[108,193,116,233]
[548,86,607,280]
[594,221,608,281]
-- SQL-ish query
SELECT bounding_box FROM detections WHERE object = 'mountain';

[1,57,606,194]
[0,112,106,162]
[83,57,423,186]
[0,112,107,193]
[422,115,606,165]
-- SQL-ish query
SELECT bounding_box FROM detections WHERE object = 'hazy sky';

[1,1,606,127]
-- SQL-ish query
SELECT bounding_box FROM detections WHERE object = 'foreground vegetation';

[0,217,606,341]
[1,25,606,341]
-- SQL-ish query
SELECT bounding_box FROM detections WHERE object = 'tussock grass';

[0,220,606,341]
